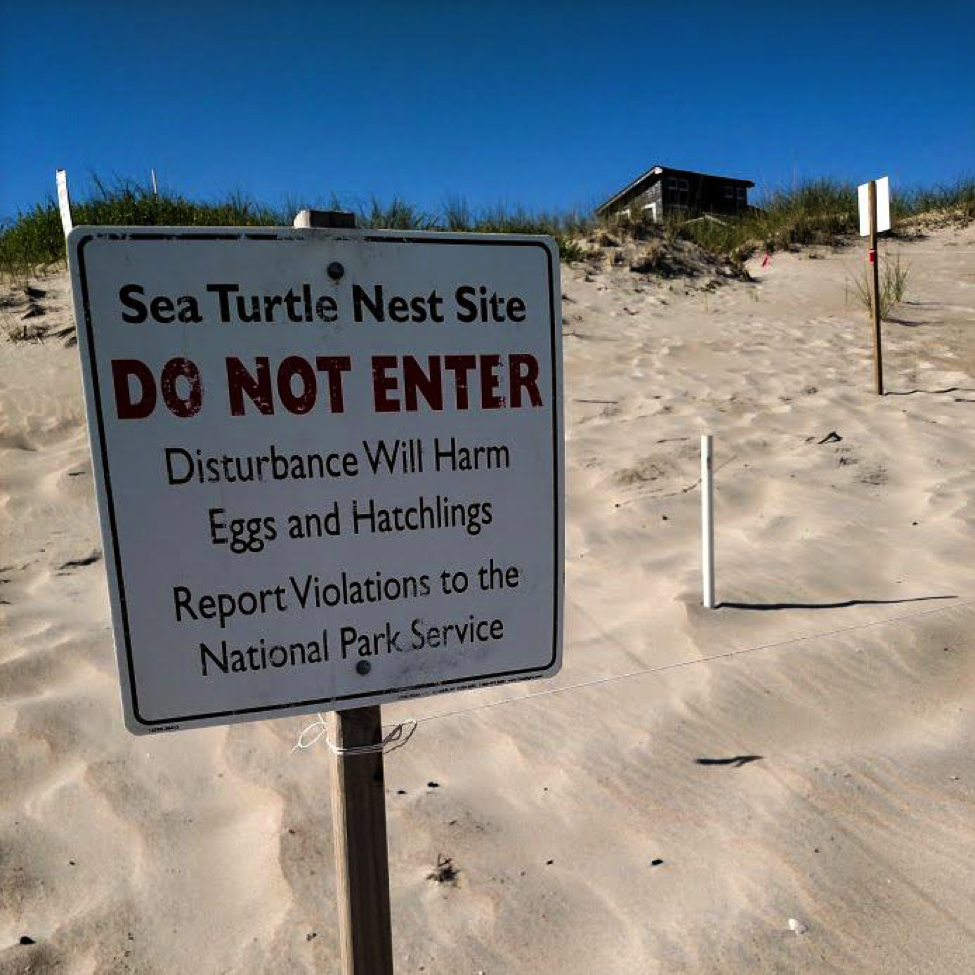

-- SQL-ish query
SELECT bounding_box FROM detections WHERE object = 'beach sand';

[2,223,975,973]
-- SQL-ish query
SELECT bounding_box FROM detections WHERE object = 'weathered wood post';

[293,207,395,975]
[325,707,394,974]
[868,180,884,396]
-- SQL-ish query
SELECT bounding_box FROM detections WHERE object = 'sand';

[2,223,975,973]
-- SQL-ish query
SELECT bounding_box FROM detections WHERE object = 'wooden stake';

[868,180,884,396]
[326,707,394,975]
[293,207,393,975]
[293,208,357,230]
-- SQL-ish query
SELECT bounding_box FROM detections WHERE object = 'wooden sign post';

[867,181,884,396]
[858,176,890,396]
[326,707,394,974]
[294,208,394,975]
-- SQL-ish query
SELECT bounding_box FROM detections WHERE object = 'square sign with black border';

[67,227,563,734]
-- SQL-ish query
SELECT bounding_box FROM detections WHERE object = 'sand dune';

[2,223,975,973]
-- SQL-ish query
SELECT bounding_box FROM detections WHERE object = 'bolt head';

[355,659,371,676]
[327,261,345,281]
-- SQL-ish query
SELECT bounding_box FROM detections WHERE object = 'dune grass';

[0,177,591,278]
[616,177,975,262]
[2,174,972,280]
[685,180,860,255]
[852,249,911,321]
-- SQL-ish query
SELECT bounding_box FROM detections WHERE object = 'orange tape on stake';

[869,249,876,264]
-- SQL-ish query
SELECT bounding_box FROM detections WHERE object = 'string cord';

[292,715,417,755]
[292,595,975,752]
[415,596,974,725]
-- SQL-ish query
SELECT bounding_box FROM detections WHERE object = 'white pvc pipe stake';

[56,169,72,236]
[701,434,715,608]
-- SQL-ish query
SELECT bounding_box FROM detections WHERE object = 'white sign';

[67,227,564,734]
[858,176,890,236]
[56,169,73,235]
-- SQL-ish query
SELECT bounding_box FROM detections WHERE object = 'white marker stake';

[701,434,715,608]
[56,169,73,236]
[151,168,158,196]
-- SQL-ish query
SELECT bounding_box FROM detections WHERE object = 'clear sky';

[2,1,973,220]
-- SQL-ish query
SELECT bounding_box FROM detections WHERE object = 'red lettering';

[444,355,476,410]
[315,356,351,413]
[276,356,316,414]
[403,356,443,412]
[509,354,542,407]
[371,356,399,412]
[479,354,504,409]
[160,358,203,418]
[226,356,273,416]
[111,359,156,419]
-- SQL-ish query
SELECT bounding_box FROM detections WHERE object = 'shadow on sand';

[886,387,975,396]
[718,595,956,611]
[696,756,764,768]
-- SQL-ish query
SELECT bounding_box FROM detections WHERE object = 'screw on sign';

[66,208,564,974]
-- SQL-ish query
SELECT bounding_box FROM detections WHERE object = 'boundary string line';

[293,596,975,753]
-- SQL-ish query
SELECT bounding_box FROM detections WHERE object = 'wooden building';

[595,165,754,222]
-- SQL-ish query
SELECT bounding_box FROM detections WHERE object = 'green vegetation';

[615,177,975,261]
[852,249,911,321]
[0,177,288,279]
[1,174,972,280]
[0,177,591,278]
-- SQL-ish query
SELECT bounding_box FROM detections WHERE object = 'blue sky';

[2,1,973,219]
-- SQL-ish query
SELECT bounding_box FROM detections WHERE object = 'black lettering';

[206,284,239,322]
[165,447,194,484]
[455,285,477,323]
[173,586,196,621]
[353,284,384,322]
[150,295,175,323]
[177,296,203,323]
[388,295,409,322]
[119,284,147,324]
[315,294,338,322]
[201,641,228,675]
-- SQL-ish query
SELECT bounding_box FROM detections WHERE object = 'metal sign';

[858,176,890,236]
[68,227,563,734]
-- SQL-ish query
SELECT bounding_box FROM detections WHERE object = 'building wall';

[607,179,663,221]
[603,172,750,222]
[631,181,664,221]
[661,173,748,217]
